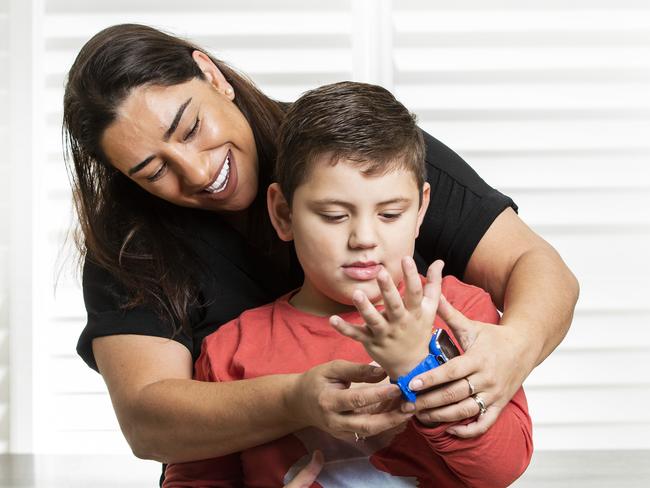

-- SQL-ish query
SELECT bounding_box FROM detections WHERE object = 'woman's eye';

[146,162,167,182]
[184,117,200,141]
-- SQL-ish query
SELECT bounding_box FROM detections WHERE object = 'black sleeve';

[414,129,518,279]
[76,258,193,372]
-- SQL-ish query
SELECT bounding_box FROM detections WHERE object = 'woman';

[64,23,577,477]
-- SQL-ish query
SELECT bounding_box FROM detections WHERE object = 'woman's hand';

[291,360,413,439]
[403,295,530,438]
[330,257,444,380]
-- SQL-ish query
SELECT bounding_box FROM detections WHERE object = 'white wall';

[2,0,650,455]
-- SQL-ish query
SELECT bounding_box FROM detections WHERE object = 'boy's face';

[270,156,430,315]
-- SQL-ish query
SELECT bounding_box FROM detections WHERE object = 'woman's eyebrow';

[128,97,193,176]
[163,97,192,142]
[128,155,155,176]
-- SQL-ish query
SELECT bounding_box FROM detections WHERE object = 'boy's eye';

[183,117,200,141]
[146,162,167,182]
[321,214,347,222]
[380,212,402,220]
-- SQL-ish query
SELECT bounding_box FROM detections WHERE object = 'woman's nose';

[174,150,212,191]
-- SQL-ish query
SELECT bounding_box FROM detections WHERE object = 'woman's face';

[101,56,258,213]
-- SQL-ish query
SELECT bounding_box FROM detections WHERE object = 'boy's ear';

[415,182,431,239]
[267,183,294,242]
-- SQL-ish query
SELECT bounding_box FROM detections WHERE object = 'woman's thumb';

[438,295,474,351]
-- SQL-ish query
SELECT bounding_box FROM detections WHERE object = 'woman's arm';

[405,208,579,436]
[94,334,407,463]
[464,207,578,366]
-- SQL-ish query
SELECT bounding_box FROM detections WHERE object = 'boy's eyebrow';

[311,197,412,207]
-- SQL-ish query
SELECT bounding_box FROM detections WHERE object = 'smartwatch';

[391,328,461,402]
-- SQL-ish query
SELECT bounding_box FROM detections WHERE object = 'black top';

[77,130,516,371]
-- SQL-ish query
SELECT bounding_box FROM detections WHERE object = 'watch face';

[437,330,460,360]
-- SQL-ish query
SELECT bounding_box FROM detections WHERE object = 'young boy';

[164,82,532,488]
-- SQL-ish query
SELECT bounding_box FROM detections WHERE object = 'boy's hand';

[330,258,444,380]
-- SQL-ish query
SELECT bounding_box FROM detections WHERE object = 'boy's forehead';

[297,156,420,200]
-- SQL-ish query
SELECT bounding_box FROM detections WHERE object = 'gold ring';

[464,377,475,396]
[472,394,487,415]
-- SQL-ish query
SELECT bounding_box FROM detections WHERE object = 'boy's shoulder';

[202,297,284,348]
[440,275,496,316]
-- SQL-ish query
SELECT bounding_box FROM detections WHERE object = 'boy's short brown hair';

[275,81,425,205]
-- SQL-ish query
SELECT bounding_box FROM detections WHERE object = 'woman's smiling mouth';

[203,150,231,194]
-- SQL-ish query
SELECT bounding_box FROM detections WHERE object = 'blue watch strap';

[390,334,443,402]
[391,354,440,402]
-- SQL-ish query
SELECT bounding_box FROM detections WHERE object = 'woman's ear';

[415,182,431,238]
[191,50,235,101]
[267,183,293,242]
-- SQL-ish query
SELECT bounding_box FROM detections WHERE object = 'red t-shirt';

[164,276,532,487]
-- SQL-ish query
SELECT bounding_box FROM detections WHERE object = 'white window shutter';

[391,0,650,450]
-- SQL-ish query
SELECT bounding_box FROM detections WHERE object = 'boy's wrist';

[384,345,430,380]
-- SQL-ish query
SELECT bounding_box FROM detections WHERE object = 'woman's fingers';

[446,406,502,438]
[437,294,476,351]
[408,354,477,393]
[402,256,424,311]
[325,383,402,412]
[284,450,324,488]
[404,377,479,412]
[321,360,387,384]
[338,409,414,438]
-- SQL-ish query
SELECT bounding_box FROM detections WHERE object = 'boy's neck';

[289,281,358,317]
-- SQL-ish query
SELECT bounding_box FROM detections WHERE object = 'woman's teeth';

[204,155,231,193]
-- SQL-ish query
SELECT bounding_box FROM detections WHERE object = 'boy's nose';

[348,220,378,249]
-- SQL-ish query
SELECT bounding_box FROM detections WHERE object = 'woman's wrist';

[498,320,541,374]
[281,373,310,430]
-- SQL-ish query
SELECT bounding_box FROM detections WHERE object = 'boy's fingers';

[377,269,405,321]
[422,260,444,304]
[402,256,424,311]
[284,450,324,487]
[330,316,369,342]
[352,290,387,336]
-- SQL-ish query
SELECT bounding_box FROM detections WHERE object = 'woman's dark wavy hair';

[63,23,285,335]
